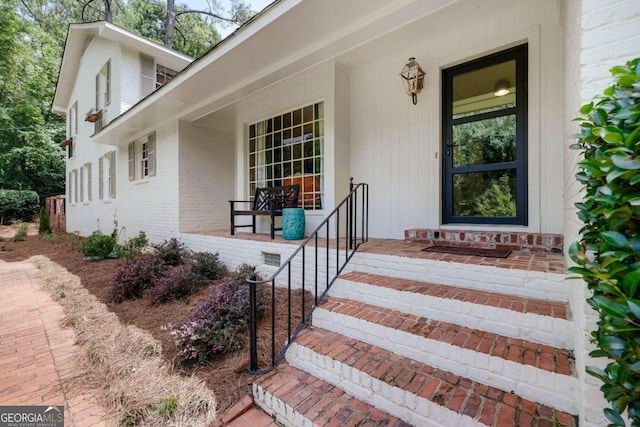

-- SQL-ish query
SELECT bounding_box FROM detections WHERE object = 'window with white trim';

[79,167,84,203]
[94,60,110,132]
[140,54,177,97]
[67,101,77,158]
[248,102,324,210]
[128,133,156,181]
[68,172,73,203]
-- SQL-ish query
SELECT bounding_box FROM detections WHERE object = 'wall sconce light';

[493,79,510,96]
[399,57,426,105]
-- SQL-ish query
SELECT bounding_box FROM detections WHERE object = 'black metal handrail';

[246,178,369,374]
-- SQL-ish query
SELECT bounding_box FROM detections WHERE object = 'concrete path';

[0,257,109,426]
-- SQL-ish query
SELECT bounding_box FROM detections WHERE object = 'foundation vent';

[263,252,281,267]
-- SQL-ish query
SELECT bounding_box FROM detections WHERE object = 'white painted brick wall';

[178,120,235,233]
[563,1,640,425]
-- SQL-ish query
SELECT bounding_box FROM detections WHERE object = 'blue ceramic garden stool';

[282,208,305,240]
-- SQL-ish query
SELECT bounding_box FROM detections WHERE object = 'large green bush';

[0,189,39,224]
[569,58,640,426]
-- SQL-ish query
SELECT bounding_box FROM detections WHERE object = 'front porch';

[185,228,566,275]
[184,228,582,426]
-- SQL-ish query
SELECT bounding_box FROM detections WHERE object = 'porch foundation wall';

[404,228,563,253]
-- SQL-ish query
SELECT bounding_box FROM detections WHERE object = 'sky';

[180,0,274,38]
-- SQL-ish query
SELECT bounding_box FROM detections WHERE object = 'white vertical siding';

[349,0,565,238]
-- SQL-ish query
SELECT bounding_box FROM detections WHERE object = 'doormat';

[422,245,511,258]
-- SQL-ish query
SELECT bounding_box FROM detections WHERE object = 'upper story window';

[87,59,110,132]
[141,54,178,97]
[67,101,77,158]
[248,102,324,210]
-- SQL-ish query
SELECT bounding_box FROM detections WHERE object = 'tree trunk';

[104,0,112,22]
[165,0,175,49]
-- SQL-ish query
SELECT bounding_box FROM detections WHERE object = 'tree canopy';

[0,0,256,208]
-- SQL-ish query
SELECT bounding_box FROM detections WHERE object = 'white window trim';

[128,132,156,181]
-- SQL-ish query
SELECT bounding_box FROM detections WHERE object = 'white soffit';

[93,0,458,144]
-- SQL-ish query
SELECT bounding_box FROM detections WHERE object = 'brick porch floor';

[194,230,567,274]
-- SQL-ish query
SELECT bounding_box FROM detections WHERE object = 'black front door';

[442,45,528,225]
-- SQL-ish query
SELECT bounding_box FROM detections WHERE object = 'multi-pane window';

[128,133,156,180]
[67,101,77,158]
[156,65,177,88]
[93,60,110,132]
[141,54,178,97]
[248,102,324,210]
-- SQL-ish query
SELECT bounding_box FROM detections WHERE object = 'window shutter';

[74,101,78,134]
[87,163,92,201]
[109,151,116,198]
[148,133,156,176]
[140,54,154,97]
[80,167,84,202]
[95,73,100,109]
[128,142,135,181]
[74,170,78,203]
[105,59,111,105]
[98,157,104,200]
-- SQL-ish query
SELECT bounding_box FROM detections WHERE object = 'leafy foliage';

[474,174,516,217]
[569,57,640,426]
[190,251,227,281]
[81,230,117,258]
[12,221,29,242]
[164,273,262,366]
[38,206,52,235]
[152,238,190,266]
[109,256,164,303]
[145,264,203,305]
[117,231,149,259]
[0,189,39,224]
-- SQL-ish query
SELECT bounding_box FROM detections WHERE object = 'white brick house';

[53,1,640,425]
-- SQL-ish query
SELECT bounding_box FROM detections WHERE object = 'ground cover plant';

[570,58,640,426]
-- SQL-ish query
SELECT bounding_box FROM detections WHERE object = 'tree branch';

[175,9,241,25]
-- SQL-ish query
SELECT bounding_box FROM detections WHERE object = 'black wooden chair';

[229,185,300,239]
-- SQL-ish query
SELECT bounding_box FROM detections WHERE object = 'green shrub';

[12,221,28,242]
[569,58,640,426]
[38,207,52,235]
[81,231,116,258]
[152,238,190,266]
[191,252,227,282]
[0,189,39,224]
[117,231,149,259]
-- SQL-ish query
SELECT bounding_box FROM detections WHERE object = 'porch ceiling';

[92,0,459,144]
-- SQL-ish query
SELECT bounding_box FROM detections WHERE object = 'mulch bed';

[0,233,309,413]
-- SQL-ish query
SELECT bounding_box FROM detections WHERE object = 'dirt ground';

[0,229,296,413]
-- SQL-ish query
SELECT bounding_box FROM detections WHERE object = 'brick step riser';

[347,252,569,302]
[286,342,464,427]
[330,278,573,350]
[253,383,315,427]
[312,308,579,414]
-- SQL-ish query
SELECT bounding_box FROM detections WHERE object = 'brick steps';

[346,251,569,302]
[332,272,573,349]
[285,327,577,427]
[313,297,578,415]
[253,362,411,427]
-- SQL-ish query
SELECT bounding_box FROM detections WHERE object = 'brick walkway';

[0,258,109,426]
